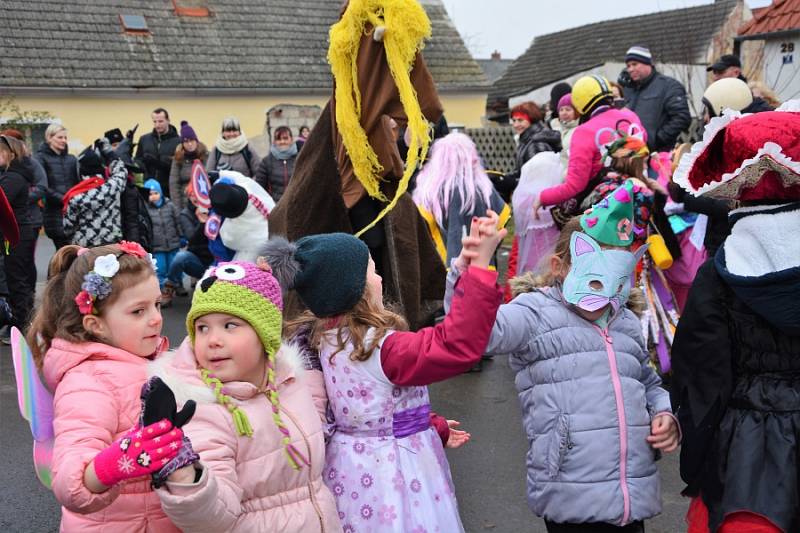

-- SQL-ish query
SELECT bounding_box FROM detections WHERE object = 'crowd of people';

[2,37,799,533]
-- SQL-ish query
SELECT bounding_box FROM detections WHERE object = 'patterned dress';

[319,330,464,533]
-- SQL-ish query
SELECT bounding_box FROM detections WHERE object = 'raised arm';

[380,266,502,386]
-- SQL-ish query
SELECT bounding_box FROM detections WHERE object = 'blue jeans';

[153,250,178,287]
[167,250,208,286]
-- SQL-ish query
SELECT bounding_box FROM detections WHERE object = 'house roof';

[0,0,487,93]
[739,0,800,39]
[489,0,738,107]
[476,57,515,84]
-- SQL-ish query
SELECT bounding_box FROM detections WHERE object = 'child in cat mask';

[445,180,679,533]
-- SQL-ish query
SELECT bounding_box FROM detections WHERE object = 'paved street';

[0,239,688,532]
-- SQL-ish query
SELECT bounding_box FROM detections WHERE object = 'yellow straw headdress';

[328,0,433,236]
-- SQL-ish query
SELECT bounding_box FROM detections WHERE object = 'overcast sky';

[444,0,773,59]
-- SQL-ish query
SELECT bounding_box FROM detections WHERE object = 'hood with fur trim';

[147,337,309,407]
[715,202,800,335]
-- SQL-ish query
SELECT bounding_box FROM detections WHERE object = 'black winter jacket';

[671,205,800,533]
[668,182,731,256]
[0,166,30,229]
[179,206,213,266]
[120,180,153,252]
[35,143,79,241]
[742,96,774,114]
[494,122,561,199]
[18,157,47,228]
[622,70,691,152]
[254,153,297,203]
[134,126,181,193]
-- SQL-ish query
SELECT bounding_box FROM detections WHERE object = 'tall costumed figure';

[268,0,446,329]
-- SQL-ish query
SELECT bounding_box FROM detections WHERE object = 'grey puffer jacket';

[146,198,182,252]
[445,269,671,526]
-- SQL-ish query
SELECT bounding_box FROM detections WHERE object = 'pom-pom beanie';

[260,233,370,317]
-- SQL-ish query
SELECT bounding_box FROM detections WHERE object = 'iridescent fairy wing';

[10,327,54,489]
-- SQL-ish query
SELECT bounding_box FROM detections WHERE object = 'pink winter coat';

[539,107,645,206]
[43,338,179,533]
[151,338,341,533]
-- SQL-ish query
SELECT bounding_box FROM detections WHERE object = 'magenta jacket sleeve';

[379,266,502,387]
[538,125,595,206]
[430,413,450,446]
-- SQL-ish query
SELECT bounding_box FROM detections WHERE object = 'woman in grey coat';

[205,116,261,178]
[446,213,678,532]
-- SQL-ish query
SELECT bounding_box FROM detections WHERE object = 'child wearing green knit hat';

[150,260,342,532]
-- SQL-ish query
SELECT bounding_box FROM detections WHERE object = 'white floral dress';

[319,330,464,533]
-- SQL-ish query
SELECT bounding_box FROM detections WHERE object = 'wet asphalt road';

[0,238,688,532]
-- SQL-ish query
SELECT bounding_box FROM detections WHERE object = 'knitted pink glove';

[93,419,184,487]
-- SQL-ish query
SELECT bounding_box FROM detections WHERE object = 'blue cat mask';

[562,232,647,313]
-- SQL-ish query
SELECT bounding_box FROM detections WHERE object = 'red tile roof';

[740,0,800,37]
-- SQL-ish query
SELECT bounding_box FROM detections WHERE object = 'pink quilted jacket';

[43,338,179,533]
[539,107,645,206]
[152,338,341,533]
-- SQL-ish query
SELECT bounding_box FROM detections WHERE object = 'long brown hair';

[174,141,208,164]
[284,294,408,364]
[26,244,157,369]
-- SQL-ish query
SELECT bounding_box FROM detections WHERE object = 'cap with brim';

[707,55,741,72]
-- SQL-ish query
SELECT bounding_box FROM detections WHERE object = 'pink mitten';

[93,419,184,487]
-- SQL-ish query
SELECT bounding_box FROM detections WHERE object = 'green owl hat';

[579,179,635,247]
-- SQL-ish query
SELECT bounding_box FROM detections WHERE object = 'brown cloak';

[269,28,446,330]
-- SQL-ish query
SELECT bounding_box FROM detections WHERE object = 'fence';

[464,126,516,175]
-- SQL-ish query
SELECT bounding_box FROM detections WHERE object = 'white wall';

[508,62,708,118]
[763,35,800,102]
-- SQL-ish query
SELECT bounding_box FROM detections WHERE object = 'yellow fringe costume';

[328,0,432,236]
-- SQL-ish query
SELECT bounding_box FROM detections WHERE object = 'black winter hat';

[549,82,572,113]
[260,233,370,317]
[103,128,124,145]
[78,146,104,177]
[210,182,248,218]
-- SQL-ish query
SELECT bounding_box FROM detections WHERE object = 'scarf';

[215,133,249,155]
[270,143,298,160]
[62,176,105,214]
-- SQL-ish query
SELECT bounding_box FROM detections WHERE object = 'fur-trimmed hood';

[147,337,309,407]
[715,202,800,335]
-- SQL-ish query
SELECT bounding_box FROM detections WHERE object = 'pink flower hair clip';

[74,254,120,315]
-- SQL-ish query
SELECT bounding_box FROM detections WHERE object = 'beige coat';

[152,339,340,533]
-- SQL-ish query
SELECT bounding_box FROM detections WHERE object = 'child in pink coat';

[27,242,187,532]
[150,261,341,532]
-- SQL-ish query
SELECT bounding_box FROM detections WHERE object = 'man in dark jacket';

[620,46,691,152]
[134,108,180,197]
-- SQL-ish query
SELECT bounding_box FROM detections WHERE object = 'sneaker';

[0,325,10,345]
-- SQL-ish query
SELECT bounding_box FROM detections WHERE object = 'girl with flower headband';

[147,260,341,532]
[26,241,196,531]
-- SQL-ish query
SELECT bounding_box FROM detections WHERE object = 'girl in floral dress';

[266,214,505,532]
